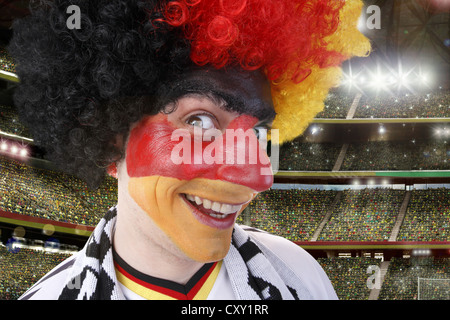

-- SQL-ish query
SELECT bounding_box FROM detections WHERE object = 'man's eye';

[186,114,215,130]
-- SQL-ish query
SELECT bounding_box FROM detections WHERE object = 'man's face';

[121,68,276,262]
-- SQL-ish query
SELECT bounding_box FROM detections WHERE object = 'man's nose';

[215,115,273,192]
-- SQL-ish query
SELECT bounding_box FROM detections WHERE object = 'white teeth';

[209,212,227,219]
[185,194,243,217]
[203,199,212,209]
[220,204,233,214]
[211,202,221,212]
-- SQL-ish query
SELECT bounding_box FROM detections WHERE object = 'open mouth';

[183,194,243,218]
[181,193,244,229]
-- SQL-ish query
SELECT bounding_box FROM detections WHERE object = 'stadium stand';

[379,257,450,300]
[315,90,356,119]
[317,257,382,300]
[278,140,342,171]
[397,188,450,242]
[317,188,404,241]
[0,48,15,73]
[1,155,448,244]
[237,189,337,241]
[0,155,117,226]
[0,245,71,300]
[0,104,29,137]
[341,140,450,171]
[355,89,450,119]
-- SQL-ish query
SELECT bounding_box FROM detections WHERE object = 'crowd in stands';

[355,89,450,119]
[317,257,381,300]
[398,188,450,242]
[318,188,404,241]
[277,137,449,173]
[2,156,449,243]
[0,245,70,300]
[312,86,450,120]
[239,186,449,243]
[315,90,355,119]
[278,139,342,171]
[0,48,15,73]
[1,245,448,300]
[237,188,336,241]
[0,156,117,227]
[341,139,450,171]
[379,257,450,300]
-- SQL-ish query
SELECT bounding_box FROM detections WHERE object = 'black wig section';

[8,0,192,188]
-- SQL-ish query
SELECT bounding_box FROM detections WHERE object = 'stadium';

[0,0,449,301]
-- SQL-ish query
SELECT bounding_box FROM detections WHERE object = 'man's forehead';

[159,66,276,122]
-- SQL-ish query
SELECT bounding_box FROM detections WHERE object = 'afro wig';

[9,0,370,188]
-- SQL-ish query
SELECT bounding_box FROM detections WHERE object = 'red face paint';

[126,113,273,192]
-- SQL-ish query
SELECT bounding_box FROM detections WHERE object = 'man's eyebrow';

[159,78,277,122]
[203,89,277,124]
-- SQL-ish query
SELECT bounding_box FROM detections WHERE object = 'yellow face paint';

[128,176,256,262]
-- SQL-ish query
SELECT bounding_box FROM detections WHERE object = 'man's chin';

[178,236,232,263]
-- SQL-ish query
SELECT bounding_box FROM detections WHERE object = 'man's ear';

[107,162,118,179]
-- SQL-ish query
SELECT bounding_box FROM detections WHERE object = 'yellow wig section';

[271,0,371,145]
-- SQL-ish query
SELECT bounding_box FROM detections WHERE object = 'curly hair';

[9,0,369,188]
[9,0,193,187]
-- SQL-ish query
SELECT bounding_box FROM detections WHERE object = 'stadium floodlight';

[357,14,366,33]
[420,73,428,83]
[434,127,450,137]
[10,145,18,154]
[372,73,385,89]
[387,75,396,86]
[398,73,409,86]
[0,141,7,151]
[19,148,28,157]
[378,126,386,134]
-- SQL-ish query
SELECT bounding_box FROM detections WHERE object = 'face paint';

[126,113,273,191]
[128,176,255,262]
[123,68,275,262]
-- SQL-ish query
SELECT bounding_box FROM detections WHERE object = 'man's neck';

[113,203,204,285]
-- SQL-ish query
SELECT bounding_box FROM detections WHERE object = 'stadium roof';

[348,0,450,88]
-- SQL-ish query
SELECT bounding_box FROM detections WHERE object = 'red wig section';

[160,0,347,83]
